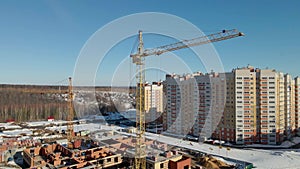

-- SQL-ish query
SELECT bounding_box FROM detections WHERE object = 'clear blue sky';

[0,1,300,85]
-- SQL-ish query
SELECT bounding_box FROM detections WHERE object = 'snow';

[120,110,136,121]
[2,129,32,136]
[82,115,106,121]
[0,123,21,129]
[105,112,123,120]
[26,121,49,127]
[26,120,74,127]
[240,137,300,149]
[291,137,300,144]
[45,123,120,133]
[146,128,163,133]
[141,133,300,169]
[280,141,294,148]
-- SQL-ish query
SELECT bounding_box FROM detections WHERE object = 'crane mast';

[67,77,74,148]
[131,29,244,169]
[134,30,146,169]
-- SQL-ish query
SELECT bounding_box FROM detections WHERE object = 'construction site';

[0,30,252,169]
[0,72,247,169]
[20,127,238,169]
[7,28,299,169]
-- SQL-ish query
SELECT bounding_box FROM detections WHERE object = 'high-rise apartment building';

[162,66,299,145]
[195,72,227,141]
[163,72,226,140]
[284,74,296,138]
[144,82,164,123]
[255,69,285,144]
[294,77,300,129]
[163,74,198,136]
[233,66,257,144]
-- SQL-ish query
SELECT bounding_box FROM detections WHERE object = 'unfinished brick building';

[23,142,122,169]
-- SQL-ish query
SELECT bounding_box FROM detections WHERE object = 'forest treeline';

[0,85,135,122]
[0,85,69,122]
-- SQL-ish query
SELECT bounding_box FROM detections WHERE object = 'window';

[160,163,164,168]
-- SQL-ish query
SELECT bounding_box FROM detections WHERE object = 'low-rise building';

[23,141,122,169]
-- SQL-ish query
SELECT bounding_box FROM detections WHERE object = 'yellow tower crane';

[130,29,244,169]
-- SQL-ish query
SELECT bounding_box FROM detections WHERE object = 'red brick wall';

[169,157,191,169]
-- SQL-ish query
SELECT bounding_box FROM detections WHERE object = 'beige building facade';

[163,66,299,145]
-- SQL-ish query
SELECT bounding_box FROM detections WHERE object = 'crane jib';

[131,29,244,60]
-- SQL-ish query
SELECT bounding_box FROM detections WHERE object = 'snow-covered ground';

[243,137,300,149]
[141,132,300,169]
[1,129,32,136]
[2,120,300,169]
[46,123,114,133]
[26,120,68,127]
[0,123,21,129]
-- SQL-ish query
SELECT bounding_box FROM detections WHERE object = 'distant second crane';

[67,77,74,148]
